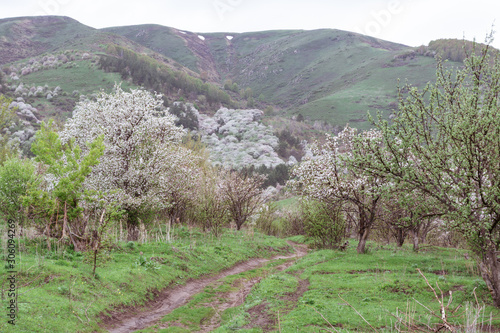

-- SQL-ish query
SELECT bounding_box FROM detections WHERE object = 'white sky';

[1,0,499,48]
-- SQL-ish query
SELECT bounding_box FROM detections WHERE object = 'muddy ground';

[101,241,308,333]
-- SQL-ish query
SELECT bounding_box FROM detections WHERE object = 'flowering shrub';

[290,125,385,253]
[198,107,283,169]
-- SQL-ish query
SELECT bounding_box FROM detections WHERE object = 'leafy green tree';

[0,158,38,230]
[355,43,500,306]
[0,95,14,130]
[302,200,346,249]
[25,120,105,250]
[169,102,199,130]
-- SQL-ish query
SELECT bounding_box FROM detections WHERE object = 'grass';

[274,197,299,209]
[0,226,291,333]
[102,25,200,73]
[3,18,468,133]
[291,55,444,131]
[173,240,499,332]
[20,60,136,96]
[2,223,499,332]
[103,26,461,130]
[7,58,137,120]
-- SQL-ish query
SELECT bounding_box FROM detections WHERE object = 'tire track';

[103,241,307,333]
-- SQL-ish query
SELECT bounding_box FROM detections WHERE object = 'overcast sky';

[1,0,499,48]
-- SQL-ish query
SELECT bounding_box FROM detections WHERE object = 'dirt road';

[102,241,308,333]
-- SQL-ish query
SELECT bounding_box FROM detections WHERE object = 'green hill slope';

[0,16,238,120]
[103,25,464,129]
[1,16,467,131]
[0,16,145,65]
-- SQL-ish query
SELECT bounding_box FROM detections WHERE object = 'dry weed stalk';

[305,304,340,333]
[389,269,494,332]
[416,268,456,332]
[338,294,379,332]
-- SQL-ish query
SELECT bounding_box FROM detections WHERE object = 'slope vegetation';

[104,25,464,129]
[1,16,467,130]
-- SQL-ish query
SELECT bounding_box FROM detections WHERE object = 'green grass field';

[0,227,290,333]
[1,224,498,332]
[136,240,499,332]
[200,240,499,332]
[20,60,136,96]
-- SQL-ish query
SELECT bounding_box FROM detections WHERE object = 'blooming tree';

[156,145,202,240]
[198,108,283,169]
[0,95,18,163]
[60,85,187,241]
[355,43,500,306]
[192,168,230,237]
[222,170,266,230]
[290,125,384,253]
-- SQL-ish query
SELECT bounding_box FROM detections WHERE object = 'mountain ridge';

[0,15,468,130]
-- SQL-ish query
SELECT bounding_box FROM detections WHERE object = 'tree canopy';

[60,85,192,240]
[354,43,500,306]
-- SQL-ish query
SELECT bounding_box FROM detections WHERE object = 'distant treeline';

[240,163,290,189]
[416,39,498,63]
[98,45,234,108]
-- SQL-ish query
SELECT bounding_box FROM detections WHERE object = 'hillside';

[0,16,148,65]
[103,24,464,129]
[0,16,248,159]
[0,16,470,143]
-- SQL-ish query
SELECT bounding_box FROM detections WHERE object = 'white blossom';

[60,85,190,211]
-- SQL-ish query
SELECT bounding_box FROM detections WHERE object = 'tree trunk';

[418,217,434,246]
[477,248,500,307]
[68,235,87,252]
[395,228,406,247]
[356,206,372,254]
[127,223,139,241]
[126,209,139,241]
[357,227,370,254]
[93,250,98,276]
[412,231,419,251]
[235,218,243,230]
[166,220,171,243]
[45,222,52,251]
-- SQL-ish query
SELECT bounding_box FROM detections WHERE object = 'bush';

[302,200,346,249]
[255,204,304,238]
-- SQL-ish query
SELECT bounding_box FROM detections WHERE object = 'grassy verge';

[198,240,499,332]
[0,227,291,333]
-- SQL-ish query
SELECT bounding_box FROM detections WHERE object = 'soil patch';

[198,250,306,332]
[244,302,276,332]
[432,269,448,275]
[312,270,338,275]
[282,278,310,305]
[101,241,307,333]
[197,277,263,332]
[242,277,310,332]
